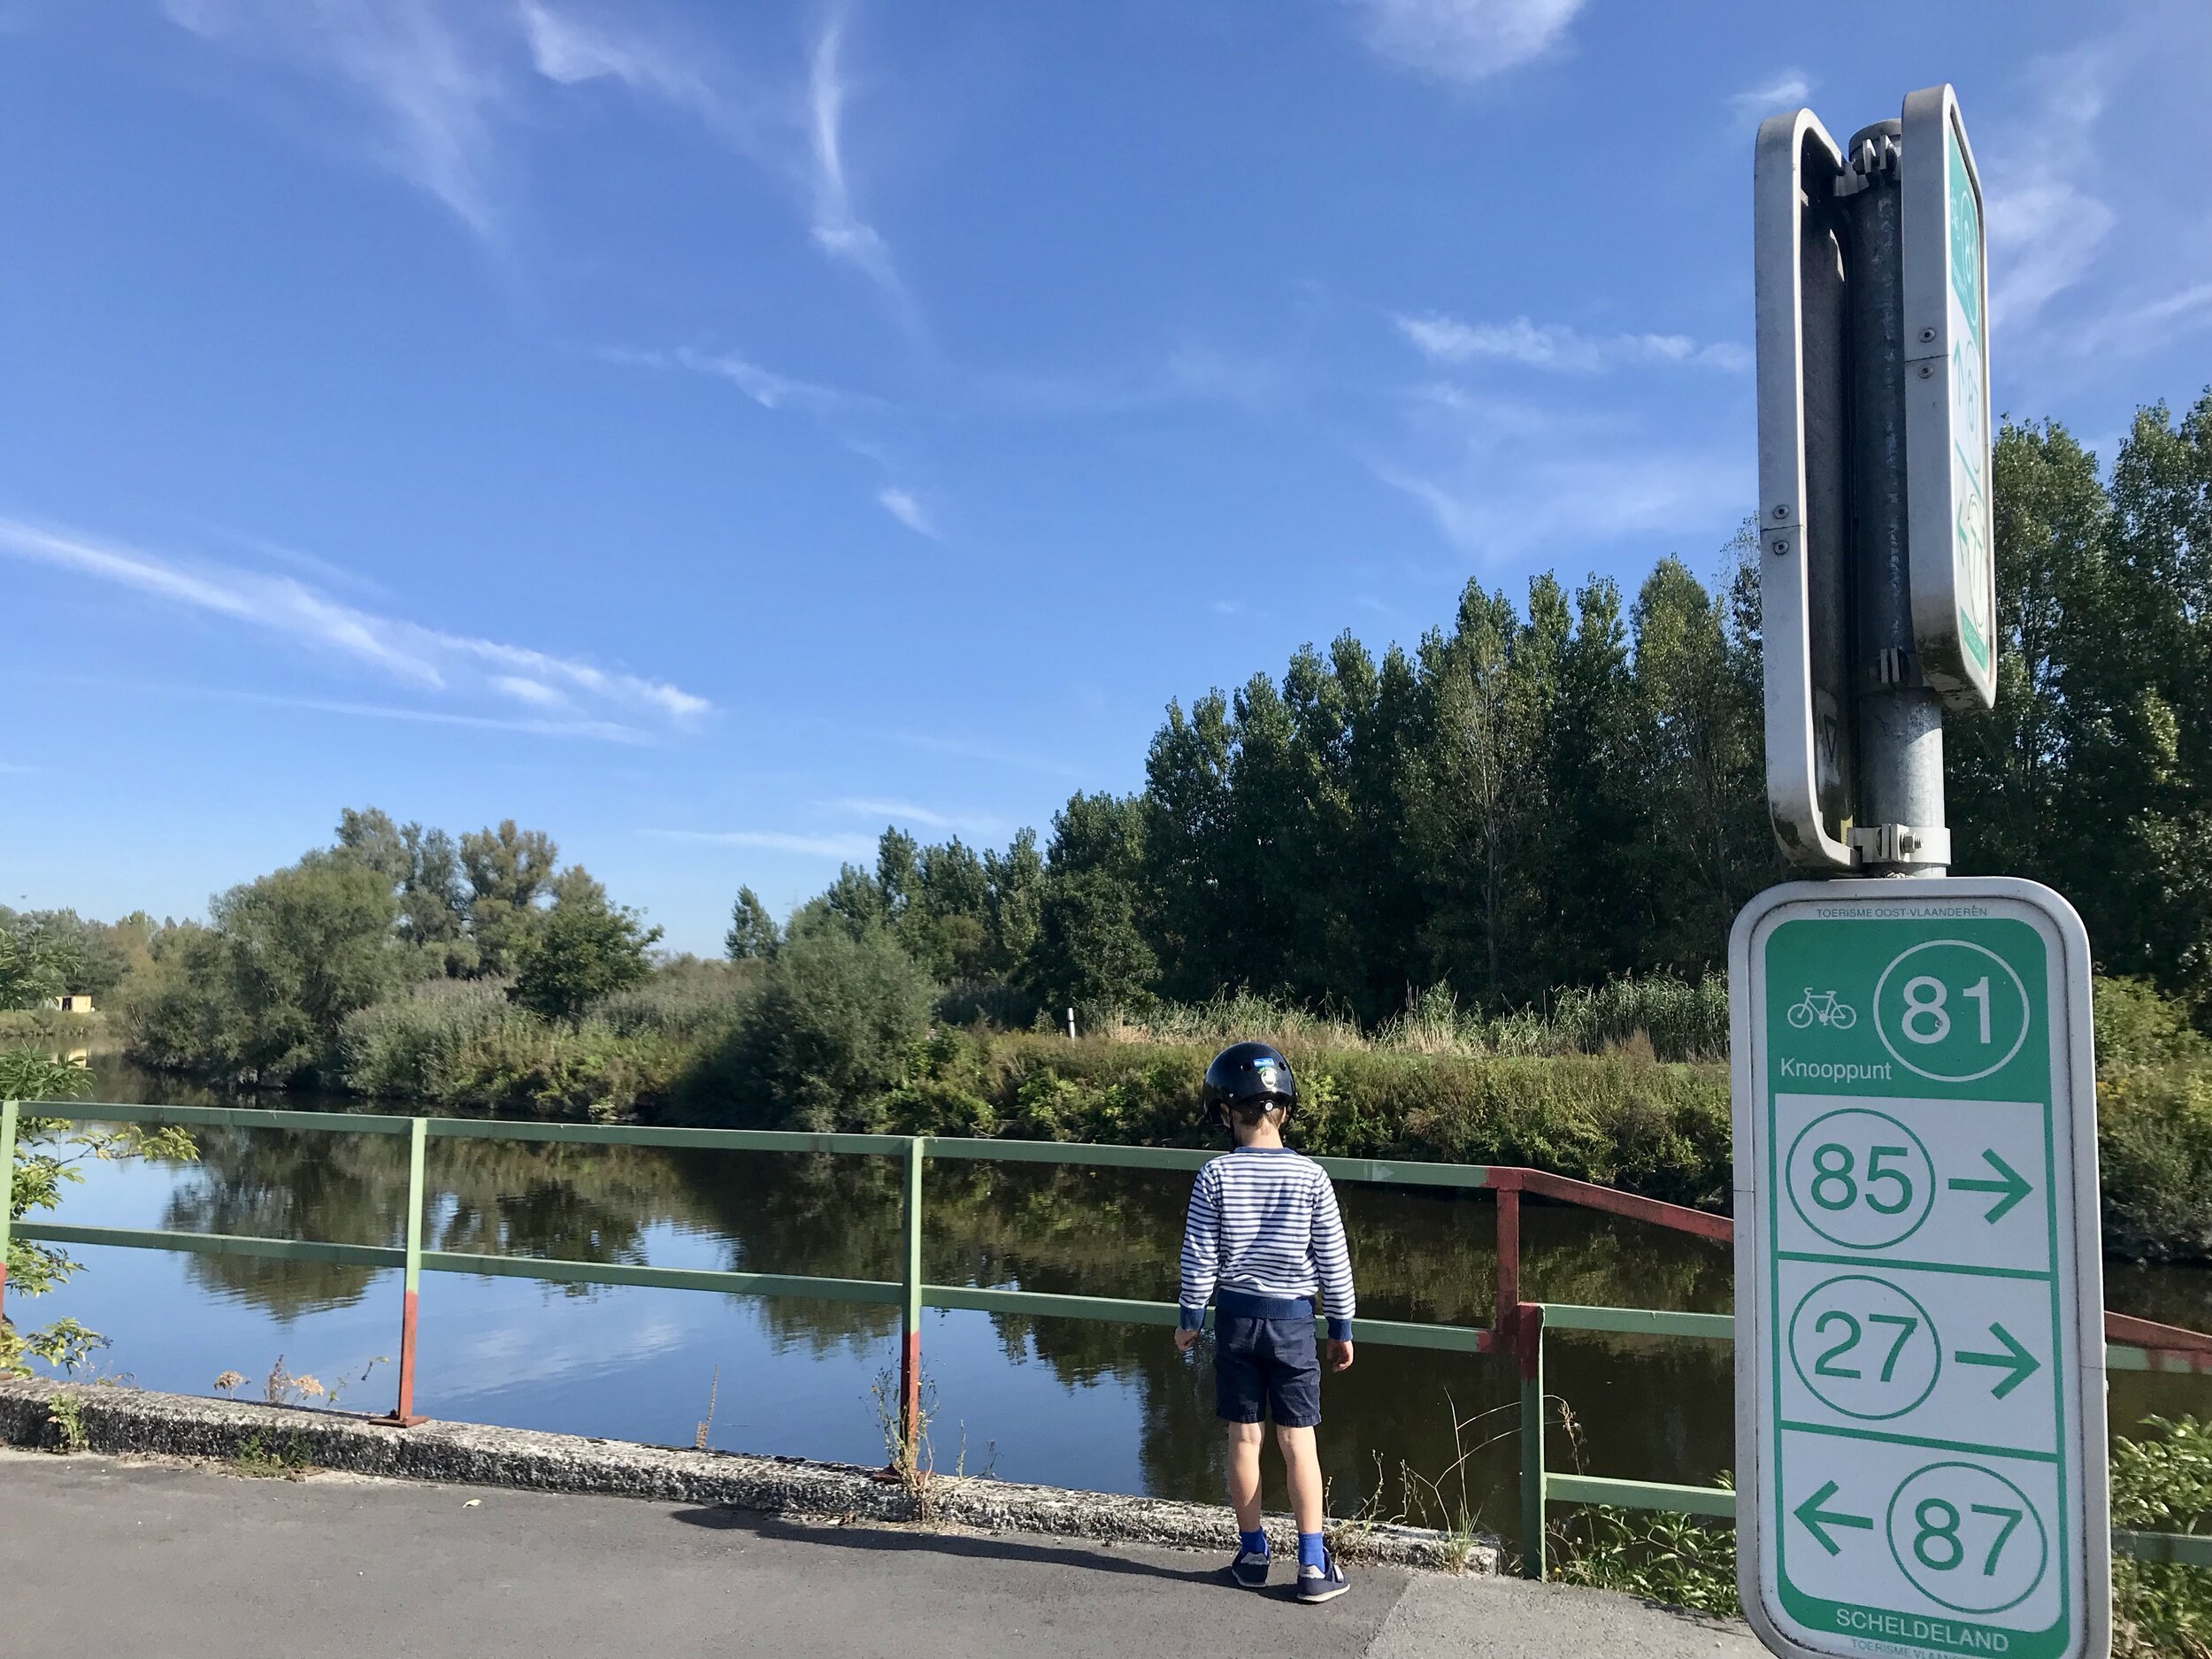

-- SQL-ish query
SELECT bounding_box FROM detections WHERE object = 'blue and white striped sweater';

[1178,1147,1357,1340]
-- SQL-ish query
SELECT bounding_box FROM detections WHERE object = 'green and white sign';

[1732,879,2108,1659]
[1904,85,1997,711]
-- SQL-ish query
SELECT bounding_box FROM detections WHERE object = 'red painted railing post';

[897,1135,924,1471]
[391,1117,426,1425]
[1494,1175,1522,1338]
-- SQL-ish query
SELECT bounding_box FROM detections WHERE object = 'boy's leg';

[1225,1419,1266,1532]
[1273,1423,1325,1536]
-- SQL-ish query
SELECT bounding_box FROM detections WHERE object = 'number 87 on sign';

[1731,879,2108,1659]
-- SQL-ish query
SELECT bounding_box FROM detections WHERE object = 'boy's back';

[1178,1148,1355,1338]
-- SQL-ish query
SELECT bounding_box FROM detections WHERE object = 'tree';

[460,820,561,976]
[336,808,475,975]
[726,887,780,960]
[122,853,404,1083]
[1027,792,1158,1011]
[982,828,1044,978]
[509,886,664,1022]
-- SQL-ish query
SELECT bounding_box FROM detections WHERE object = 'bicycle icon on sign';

[1788,989,1858,1030]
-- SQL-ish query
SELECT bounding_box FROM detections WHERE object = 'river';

[22,1058,2212,1555]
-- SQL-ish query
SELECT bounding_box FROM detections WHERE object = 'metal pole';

[898,1135,924,1470]
[1842,119,1948,876]
[0,1101,18,1337]
[1518,1302,1547,1578]
[393,1117,426,1425]
[1494,1180,1521,1334]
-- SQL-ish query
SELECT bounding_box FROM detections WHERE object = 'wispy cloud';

[2073,280,2212,357]
[827,798,1006,835]
[163,0,511,236]
[518,0,710,113]
[1985,43,2120,334]
[601,346,873,418]
[1348,0,1583,86]
[1368,384,1747,561]
[37,677,650,743]
[0,518,709,728]
[1729,70,1811,124]
[1394,311,1749,373]
[876,487,937,539]
[803,16,923,337]
[644,828,879,860]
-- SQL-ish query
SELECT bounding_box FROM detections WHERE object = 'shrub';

[2100,1064,2212,1261]
[592,958,761,1043]
[679,925,934,1131]
[2109,1415,2212,1656]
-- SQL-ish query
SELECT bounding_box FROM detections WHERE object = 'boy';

[1174,1041,1356,1603]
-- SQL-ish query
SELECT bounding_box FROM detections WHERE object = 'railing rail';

[4,1097,2208,1578]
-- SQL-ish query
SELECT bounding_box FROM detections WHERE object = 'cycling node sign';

[1731,879,2108,1659]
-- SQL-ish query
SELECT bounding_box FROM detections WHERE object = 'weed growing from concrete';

[231,1429,313,1479]
[43,1394,88,1454]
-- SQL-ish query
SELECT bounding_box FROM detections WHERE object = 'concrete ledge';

[0,1379,1500,1574]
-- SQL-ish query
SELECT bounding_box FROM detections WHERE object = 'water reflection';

[40,1056,2212,1551]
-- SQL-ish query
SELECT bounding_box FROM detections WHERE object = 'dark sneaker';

[1296,1551,1348,1604]
[1228,1547,1271,1588]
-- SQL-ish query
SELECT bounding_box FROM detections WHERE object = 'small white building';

[41,992,96,1014]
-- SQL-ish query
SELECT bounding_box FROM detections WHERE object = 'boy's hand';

[1173,1326,1200,1353]
[1328,1339,1355,1372]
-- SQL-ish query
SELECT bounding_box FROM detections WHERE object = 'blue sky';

[4,1,2209,955]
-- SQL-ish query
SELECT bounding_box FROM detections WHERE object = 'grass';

[1540,1409,2212,1649]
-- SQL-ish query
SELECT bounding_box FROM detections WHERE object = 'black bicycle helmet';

[1202,1041,1297,1121]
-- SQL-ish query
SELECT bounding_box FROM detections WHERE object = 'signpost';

[1732,879,2108,1659]
[1742,78,2108,1658]
[1902,86,1997,712]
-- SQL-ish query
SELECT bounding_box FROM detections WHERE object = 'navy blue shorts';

[1214,1315,1322,1428]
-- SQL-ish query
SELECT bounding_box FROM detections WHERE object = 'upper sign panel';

[1903,85,1998,711]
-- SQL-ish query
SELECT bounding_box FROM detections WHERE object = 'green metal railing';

[5,1097,2210,1578]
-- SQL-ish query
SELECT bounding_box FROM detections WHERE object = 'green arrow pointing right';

[1793,1481,1874,1556]
[1947,1148,2032,1223]
[1955,1322,2041,1399]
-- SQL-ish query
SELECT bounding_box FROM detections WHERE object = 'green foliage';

[43,1394,88,1454]
[2098,1064,2212,1262]
[4,1050,196,1377]
[726,886,780,960]
[1552,1501,1739,1616]
[508,889,663,1022]
[2111,1415,2212,1657]
[459,818,560,976]
[0,921,72,1010]
[122,853,407,1085]
[682,923,934,1131]
[338,971,740,1120]
[231,1427,314,1479]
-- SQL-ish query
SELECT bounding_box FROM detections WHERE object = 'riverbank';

[0,1378,1494,1572]
[79,966,2212,1261]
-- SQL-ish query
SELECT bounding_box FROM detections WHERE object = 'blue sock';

[1298,1532,1327,1570]
[1239,1527,1268,1556]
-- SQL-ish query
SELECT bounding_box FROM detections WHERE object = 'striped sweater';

[1178,1146,1357,1340]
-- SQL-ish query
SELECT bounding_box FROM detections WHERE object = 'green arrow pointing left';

[1793,1480,1874,1556]
[1955,1322,2040,1400]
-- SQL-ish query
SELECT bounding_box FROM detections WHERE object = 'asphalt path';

[0,1450,1766,1657]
